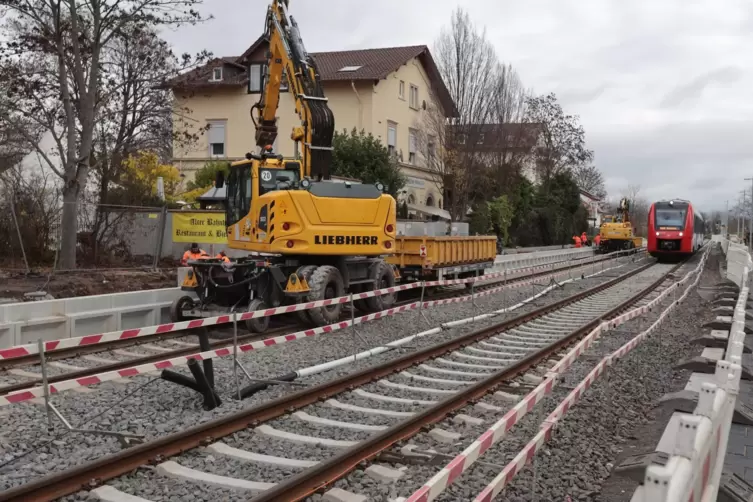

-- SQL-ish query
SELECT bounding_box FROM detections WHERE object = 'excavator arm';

[251,0,335,180]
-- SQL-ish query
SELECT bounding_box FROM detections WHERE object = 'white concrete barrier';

[0,288,194,348]
[632,237,749,502]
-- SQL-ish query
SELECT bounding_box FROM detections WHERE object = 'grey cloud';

[659,66,745,108]
[558,83,609,105]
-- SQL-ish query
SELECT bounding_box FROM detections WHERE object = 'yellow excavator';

[598,197,643,253]
[173,0,397,332]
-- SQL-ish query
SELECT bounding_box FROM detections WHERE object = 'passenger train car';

[647,199,704,260]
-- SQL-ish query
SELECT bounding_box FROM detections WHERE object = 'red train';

[647,199,705,260]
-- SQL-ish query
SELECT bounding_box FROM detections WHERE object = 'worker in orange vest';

[181,243,208,266]
[581,231,588,246]
[215,250,231,263]
[594,234,601,248]
[573,235,582,248]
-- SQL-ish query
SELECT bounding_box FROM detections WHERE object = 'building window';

[458,133,466,145]
[408,194,416,204]
[409,84,419,109]
[477,133,485,145]
[387,121,397,156]
[399,80,405,100]
[338,65,363,72]
[211,67,223,82]
[208,120,226,157]
[427,135,436,166]
[426,194,434,207]
[248,63,263,93]
[408,129,417,164]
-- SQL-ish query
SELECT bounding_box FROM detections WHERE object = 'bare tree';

[573,164,606,199]
[0,0,209,269]
[414,8,505,220]
[621,184,649,236]
[524,93,594,182]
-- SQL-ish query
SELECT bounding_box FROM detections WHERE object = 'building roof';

[579,188,602,202]
[164,37,457,117]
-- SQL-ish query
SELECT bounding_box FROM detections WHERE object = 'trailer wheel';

[170,295,194,322]
[245,298,270,333]
[307,265,345,326]
[294,265,317,326]
[365,260,396,312]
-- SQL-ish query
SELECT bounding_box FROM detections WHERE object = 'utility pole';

[747,178,753,250]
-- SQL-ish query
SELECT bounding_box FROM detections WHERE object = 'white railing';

[634,238,751,502]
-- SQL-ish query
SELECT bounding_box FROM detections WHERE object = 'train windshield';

[655,208,686,229]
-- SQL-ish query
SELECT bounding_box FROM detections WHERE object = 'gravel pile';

[0,256,647,494]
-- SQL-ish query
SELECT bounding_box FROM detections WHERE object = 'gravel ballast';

[0,255,647,494]
[340,251,715,502]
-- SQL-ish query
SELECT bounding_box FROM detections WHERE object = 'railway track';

[0,255,680,502]
[0,252,628,399]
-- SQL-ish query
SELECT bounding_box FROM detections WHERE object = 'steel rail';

[251,260,684,501]
[0,257,654,502]
[0,252,624,393]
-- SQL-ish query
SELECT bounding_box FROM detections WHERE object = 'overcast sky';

[162,0,753,212]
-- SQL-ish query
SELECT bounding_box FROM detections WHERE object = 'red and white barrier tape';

[0,254,629,407]
[0,251,628,361]
[405,251,705,502]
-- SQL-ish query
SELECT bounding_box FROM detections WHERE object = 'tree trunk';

[59,183,79,269]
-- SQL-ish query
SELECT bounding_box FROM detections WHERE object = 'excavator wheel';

[294,265,318,326]
[169,295,194,322]
[307,265,345,326]
[365,260,396,313]
[245,298,270,333]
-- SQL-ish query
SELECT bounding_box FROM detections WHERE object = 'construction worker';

[181,242,208,266]
[594,234,601,248]
[215,250,231,263]
[573,235,582,248]
[581,231,588,247]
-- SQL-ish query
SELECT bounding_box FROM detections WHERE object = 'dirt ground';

[0,268,179,301]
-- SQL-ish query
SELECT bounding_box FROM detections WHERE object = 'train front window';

[258,168,300,196]
[656,209,686,228]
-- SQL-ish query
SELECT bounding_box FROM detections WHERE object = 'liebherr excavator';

[172,0,398,333]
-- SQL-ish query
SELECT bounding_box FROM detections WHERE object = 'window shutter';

[409,131,416,153]
[388,125,396,146]
[208,122,225,144]
[249,64,261,92]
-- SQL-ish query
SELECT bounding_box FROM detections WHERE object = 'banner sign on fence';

[171,212,227,243]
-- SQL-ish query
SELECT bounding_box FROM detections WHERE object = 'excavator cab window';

[226,164,252,226]
[258,167,300,196]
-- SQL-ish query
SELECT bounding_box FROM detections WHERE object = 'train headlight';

[656,232,659,237]
[679,232,684,237]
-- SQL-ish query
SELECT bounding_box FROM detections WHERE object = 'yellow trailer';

[387,235,498,282]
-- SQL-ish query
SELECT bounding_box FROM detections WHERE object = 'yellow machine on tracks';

[598,197,643,252]
[173,0,397,333]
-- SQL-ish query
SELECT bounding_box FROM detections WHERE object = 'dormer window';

[211,67,223,82]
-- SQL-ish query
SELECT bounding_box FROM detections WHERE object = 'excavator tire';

[307,265,345,326]
[245,298,270,333]
[365,260,396,313]
[294,265,318,326]
[169,295,195,322]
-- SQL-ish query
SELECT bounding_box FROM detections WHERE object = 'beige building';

[165,36,457,212]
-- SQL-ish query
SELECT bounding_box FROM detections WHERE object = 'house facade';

[446,123,544,186]
[580,189,604,230]
[165,36,457,213]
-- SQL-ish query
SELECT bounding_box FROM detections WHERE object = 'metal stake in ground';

[471,272,477,323]
[37,338,53,430]
[417,281,430,326]
[232,310,240,400]
[531,395,544,502]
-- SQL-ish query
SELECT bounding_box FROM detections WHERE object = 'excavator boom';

[252,0,335,180]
